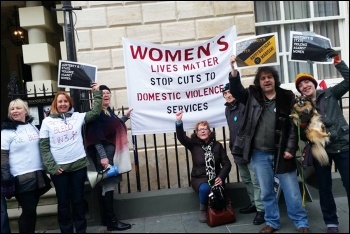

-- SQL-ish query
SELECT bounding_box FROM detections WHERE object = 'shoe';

[259,225,278,233]
[253,211,265,225]
[239,204,257,214]
[327,227,339,233]
[198,210,207,223]
[107,218,132,231]
[298,227,310,233]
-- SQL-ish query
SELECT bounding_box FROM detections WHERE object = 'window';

[254,1,347,85]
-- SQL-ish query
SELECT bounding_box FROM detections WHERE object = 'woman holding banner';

[39,82,101,233]
[295,48,349,234]
[85,85,133,231]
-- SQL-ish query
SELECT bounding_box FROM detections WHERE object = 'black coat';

[229,72,298,174]
[175,123,232,193]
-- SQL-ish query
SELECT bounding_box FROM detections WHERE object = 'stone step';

[8,182,99,232]
[7,187,57,209]
[8,204,59,232]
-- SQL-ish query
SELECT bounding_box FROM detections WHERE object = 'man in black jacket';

[228,56,310,233]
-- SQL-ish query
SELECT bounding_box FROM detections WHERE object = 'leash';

[294,110,307,207]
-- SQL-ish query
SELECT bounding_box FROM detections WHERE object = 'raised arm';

[175,110,192,148]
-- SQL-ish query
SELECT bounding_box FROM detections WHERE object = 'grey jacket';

[224,101,246,164]
[315,60,349,153]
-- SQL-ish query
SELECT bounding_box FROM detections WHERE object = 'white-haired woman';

[1,99,51,233]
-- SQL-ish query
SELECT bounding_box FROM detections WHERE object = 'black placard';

[58,60,97,90]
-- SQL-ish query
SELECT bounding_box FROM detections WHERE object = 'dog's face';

[292,95,315,115]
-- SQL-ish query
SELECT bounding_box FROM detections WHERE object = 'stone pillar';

[19,3,58,97]
[56,4,67,60]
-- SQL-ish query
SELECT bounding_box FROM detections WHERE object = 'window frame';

[254,1,349,90]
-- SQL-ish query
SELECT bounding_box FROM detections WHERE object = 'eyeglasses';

[198,128,209,132]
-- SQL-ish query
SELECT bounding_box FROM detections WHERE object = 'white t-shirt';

[40,112,87,165]
[1,123,43,176]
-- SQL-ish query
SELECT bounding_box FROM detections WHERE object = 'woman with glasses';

[175,110,232,223]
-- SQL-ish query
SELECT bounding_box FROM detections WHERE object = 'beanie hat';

[222,83,230,95]
[295,73,318,93]
[99,85,111,92]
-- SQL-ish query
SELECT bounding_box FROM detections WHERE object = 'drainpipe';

[60,1,82,112]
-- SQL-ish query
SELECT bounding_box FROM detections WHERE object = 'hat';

[99,85,111,92]
[295,73,318,93]
[222,83,230,95]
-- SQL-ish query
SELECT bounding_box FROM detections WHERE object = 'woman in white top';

[1,99,51,233]
[39,82,101,233]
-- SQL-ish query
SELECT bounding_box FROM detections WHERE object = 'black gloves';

[326,48,338,58]
[1,177,15,199]
[326,48,341,64]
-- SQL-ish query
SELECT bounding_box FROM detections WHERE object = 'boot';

[107,217,132,231]
[199,204,207,223]
[104,191,132,231]
[98,188,107,226]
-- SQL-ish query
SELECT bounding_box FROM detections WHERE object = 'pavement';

[38,196,349,233]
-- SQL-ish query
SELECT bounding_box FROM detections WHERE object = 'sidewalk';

[40,196,349,233]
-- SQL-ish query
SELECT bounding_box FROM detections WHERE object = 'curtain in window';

[314,1,339,17]
[255,1,341,82]
[254,1,280,22]
[284,1,310,20]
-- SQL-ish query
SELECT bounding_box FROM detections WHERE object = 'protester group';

[1,46,348,234]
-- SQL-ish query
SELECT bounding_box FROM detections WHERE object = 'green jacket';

[39,90,102,174]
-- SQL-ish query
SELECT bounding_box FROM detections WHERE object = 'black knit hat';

[99,85,111,92]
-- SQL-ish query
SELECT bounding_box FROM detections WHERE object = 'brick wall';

[69,1,251,193]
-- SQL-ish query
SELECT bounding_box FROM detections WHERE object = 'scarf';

[85,108,131,177]
[202,141,215,183]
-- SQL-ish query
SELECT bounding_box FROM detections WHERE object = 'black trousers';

[51,167,87,233]
[15,190,40,233]
[99,189,116,223]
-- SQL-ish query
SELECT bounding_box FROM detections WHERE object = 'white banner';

[123,27,237,135]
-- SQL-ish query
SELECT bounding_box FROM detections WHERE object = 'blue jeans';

[1,193,11,233]
[51,167,87,233]
[198,182,211,205]
[250,149,309,229]
[313,151,349,226]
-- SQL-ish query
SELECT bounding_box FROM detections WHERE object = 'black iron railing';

[7,74,348,195]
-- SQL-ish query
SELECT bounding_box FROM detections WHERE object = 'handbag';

[113,147,131,174]
[302,142,313,167]
[37,170,52,196]
[207,186,236,227]
[208,184,226,210]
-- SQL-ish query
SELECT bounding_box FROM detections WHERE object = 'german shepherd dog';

[290,95,330,166]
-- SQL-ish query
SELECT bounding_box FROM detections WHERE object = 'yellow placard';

[235,33,279,68]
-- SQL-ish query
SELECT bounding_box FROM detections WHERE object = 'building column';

[19,2,58,97]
